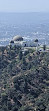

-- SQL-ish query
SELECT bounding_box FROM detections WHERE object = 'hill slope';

[0,46,49,111]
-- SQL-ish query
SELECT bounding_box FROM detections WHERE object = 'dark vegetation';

[0,45,49,111]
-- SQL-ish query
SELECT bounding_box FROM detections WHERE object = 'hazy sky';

[0,0,49,12]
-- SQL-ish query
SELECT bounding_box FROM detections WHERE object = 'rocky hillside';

[0,46,49,111]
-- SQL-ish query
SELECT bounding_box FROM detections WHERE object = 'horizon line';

[0,11,49,13]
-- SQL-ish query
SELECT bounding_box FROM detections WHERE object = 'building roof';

[13,35,23,41]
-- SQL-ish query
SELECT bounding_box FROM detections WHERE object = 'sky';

[0,0,49,12]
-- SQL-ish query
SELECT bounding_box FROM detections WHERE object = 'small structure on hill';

[9,35,27,47]
[9,35,38,48]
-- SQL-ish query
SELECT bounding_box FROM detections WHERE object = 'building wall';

[9,40,37,47]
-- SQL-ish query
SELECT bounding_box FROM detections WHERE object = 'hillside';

[0,46,49,111]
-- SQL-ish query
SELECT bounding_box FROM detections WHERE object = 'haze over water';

[0,12,49,46]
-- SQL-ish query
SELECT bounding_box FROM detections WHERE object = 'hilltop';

[0,45,49,111]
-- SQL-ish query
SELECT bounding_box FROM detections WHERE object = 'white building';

[9,35,38,47]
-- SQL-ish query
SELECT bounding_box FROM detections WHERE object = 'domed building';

[13,35,23,41]
[9,35,27,47]
[9,35,38,48]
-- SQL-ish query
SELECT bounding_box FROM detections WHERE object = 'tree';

[34,39,38,51]
[43,44,46,51]
[19,51,23,60]
[22,57,26,65]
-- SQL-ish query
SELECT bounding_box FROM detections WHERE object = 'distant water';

[0,12,49,46]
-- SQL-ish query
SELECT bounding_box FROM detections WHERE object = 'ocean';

[0,12,49,46]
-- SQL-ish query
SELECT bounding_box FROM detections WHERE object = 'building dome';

[10,40,14,43]
[13,35,23,41]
